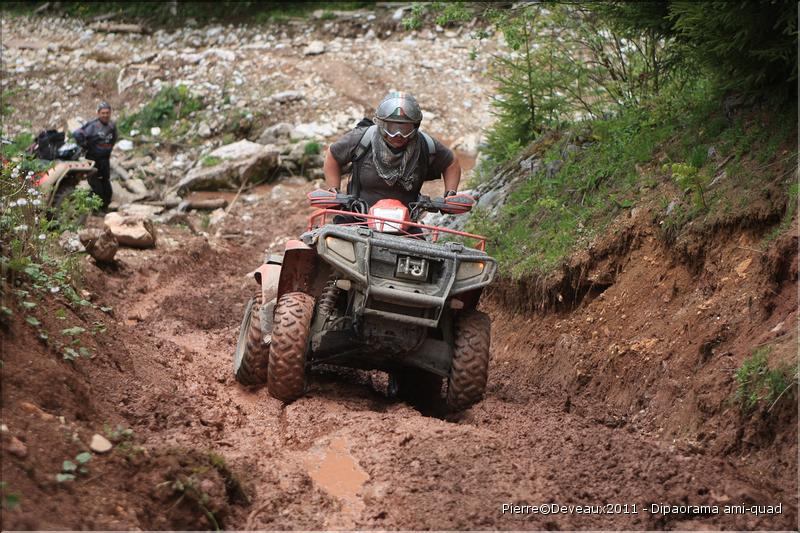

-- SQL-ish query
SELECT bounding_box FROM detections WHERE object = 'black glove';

[444,190,457,198]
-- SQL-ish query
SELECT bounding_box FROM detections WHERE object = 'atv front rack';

[307,208,487,251]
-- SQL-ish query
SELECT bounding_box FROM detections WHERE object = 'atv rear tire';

[447,310,491,412]
[233,294,270,386]
[267,291,315,402]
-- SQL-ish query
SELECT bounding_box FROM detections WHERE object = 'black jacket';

[72,118,117,159]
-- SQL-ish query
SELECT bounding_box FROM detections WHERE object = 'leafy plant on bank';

[1,149,109,360]
[118,85,204,136]
[735,346,798,414]
[56,451,92,483]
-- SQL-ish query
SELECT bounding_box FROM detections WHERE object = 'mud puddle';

[304,436,370,528]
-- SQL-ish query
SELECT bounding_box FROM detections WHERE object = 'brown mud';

[2,180,797,531]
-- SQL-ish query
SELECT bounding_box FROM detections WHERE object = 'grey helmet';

[375,91,423,124]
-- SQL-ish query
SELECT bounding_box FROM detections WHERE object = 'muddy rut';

[66,181,792,531]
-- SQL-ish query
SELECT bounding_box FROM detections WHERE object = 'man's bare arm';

[323,149,342,191]
[443,159,461,194]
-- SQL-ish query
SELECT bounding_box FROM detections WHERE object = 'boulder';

[123,178,149,197]
[303,41,325,55]
[257,122,293,145]
[104,212,157,248]
[290,122,335,140]
[110,181,139,207]
[79,228,118,263]
[118,204,164,217]
[174,140,280,192]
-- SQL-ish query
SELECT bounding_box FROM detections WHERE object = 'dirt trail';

[33,181,782,531]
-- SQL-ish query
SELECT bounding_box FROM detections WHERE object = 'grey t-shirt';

[329,127,454,208]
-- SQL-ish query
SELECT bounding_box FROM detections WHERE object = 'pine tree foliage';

[667,1,797,94]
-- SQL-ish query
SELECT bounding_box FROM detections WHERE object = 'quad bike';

[233,190,497,412]
[32,143,98,211]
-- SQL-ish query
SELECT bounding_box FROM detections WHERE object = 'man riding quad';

[324,91,462,205]
[233,92,495,411]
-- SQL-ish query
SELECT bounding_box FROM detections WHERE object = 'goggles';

[379,120,418,139]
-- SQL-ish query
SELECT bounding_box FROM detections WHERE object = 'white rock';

[208,207,226,226]
[150,127,161,136]
[104,212,157,248]
[59,231,85,253]
[203,48,235,62]
[90,433,113,453]
[269,90,305,103]
[198,123,212,138]
[117,139,134,151]
[303,41,325,55]
[291,122,335,140]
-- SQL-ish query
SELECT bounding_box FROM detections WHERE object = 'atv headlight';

[456,261,485,281]
[325,236,356,262]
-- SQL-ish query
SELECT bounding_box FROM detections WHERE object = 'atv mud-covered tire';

[393,368,443,407]
[233,294,270,386]
[51,182,76,211]
[447,310,491,412]
[267,291,315,402]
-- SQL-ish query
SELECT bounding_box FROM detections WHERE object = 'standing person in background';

[72,101,117,212]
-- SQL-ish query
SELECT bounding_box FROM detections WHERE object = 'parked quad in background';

[234,190,496,412]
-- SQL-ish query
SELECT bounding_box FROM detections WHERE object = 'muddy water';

[304,436,370,529]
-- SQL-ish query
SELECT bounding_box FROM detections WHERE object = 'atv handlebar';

[306,190,476,218]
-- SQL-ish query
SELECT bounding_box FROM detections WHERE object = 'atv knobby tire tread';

[447,310,491,411]
[267,291,315,402]
[234,294,269,386]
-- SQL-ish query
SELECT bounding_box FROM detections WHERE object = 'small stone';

[198,122,212,138]
[20,401,56,420]
[117,139,134,151]
[150,127,161,136]
[90,433,113,453]
[6,436,27,458]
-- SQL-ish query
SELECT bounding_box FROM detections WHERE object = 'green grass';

[469,80,798,281]
[0,132,34,159]
[201,155,222,168]
[735,346,797,413]
[468,99,689,278]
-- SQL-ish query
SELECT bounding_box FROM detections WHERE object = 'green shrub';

[304,141,321,156]
[666,162,709,211]
[735,346,797,413]
[118,85,204,135]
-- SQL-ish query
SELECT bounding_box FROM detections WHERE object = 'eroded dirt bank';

[2,180,797,530]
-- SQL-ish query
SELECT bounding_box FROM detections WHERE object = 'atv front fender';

[276,239,320,299]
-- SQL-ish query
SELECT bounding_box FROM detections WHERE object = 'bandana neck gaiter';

[371,128,422,191]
